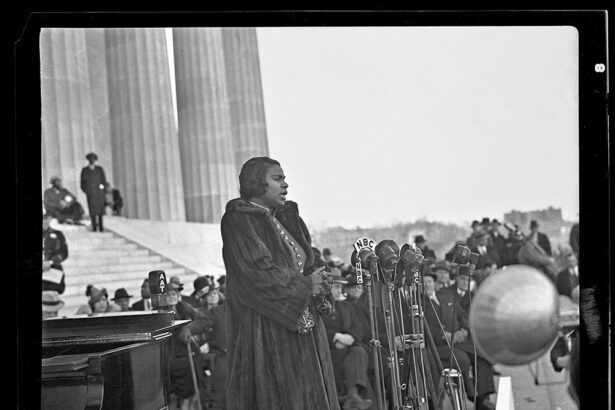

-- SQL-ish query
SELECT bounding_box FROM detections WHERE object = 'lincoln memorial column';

[221,28,269,174]
[105,28,186,221]
[172,28,238,223]
[40,28,113,206]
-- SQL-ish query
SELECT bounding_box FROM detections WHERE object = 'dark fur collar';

[225,198,299,217]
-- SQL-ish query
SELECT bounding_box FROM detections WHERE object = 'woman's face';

[346,284,364,299]
[331,283,346,301]
[435,269,450,284]
[205,289,220,306]
[253,165,288,209]
[456,275,470,291]
[92,295,108,313]
[116,298,131,311]
[166,289,180,306]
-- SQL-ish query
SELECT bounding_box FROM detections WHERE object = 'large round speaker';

[469,265,560,365]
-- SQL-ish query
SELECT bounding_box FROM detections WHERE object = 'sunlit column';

[105,28,186,221]
[173,27,238,223]
[221,27,269,172]
[40,28,113,206]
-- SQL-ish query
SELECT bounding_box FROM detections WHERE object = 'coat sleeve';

[222,212,313,332]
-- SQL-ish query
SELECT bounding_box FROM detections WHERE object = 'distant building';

[504,206,563,232]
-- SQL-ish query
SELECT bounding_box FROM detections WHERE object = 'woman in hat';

[219,156,338,410]
[75,285,121,315]
[42,291,65,319]
[80,152,107,232]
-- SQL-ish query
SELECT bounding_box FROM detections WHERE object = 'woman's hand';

[310,266,327,295]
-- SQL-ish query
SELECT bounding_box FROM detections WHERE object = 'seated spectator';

[466,220,482,248]
[43,212,68,295]
[169,276,198,307]
[323,273,372,410]
[75,285,122,315]
[445,264,475,313]
[432,260,454,290]
[517,231,558,282]
[193,276,227,410]
[111,288,133,311]
[422,272,496,410]
[556,252,579,298]
[42,290,65,319]
[43,176,85,225]
[166,281,205,410]
[415,235,437,261]
[470,231,499,270]
[131,278,153,311]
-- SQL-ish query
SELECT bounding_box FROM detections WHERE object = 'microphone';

[399,244,424,285]
[468,252,480,277]
[451,244,471,265]
[148,270,169,310]
[375,240,400,283]
[352,238,378,283]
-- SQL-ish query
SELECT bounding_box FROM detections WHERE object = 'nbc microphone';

[148,270,169,310]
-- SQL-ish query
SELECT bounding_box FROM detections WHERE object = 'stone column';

[172,28,238,223]
[105,28,186,221]
[221,28,269,173]
[40,28,113,207]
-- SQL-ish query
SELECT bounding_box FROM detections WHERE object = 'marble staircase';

[54,222,200,315]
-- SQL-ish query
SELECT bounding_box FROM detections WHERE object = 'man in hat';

[529,220,552,256]
[422,269,496,410]
[43,212,68,295]
[131,278,153,311]
[445,264,475,313]
[168,275,200,308]
[42,290,65,319]
[414,235,436,261]
[556,252,579,298]
[43,176,85,224]
[80,152,107,232]
[469,231,500,271]
[112,288,133,311]
[488,219,510,266]
[322,273,372,410]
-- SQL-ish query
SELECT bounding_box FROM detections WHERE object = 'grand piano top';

[42,310,190,347]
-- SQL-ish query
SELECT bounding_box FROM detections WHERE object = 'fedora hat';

[86,152,98,161]
[112,288,132,301]
[42,291,65,312]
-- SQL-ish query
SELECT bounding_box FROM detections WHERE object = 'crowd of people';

[42,155,580,410]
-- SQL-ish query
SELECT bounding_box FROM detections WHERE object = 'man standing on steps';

[80,152,107,232]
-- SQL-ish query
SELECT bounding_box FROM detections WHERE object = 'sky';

[255,26,579,229]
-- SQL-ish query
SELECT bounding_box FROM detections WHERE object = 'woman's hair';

[239,157,281,199]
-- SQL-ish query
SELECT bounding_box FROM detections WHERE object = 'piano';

[41,311,189,410]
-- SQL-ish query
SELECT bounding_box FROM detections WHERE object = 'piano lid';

[42,310,190,347]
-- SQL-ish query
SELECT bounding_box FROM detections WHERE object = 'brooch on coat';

[296,306,315,335]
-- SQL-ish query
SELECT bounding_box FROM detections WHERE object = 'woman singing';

[221,156,339,410]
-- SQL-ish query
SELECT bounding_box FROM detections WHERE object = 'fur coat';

[221,199,339,410]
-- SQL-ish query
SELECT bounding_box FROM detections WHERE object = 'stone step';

[67,237,133,248]
[65,248,148,259]
[64,254,162,267]
[63,261,175,275]
[60,231,116,240]
[62,266,189,296]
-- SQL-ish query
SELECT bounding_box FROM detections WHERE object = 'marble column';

[172,28,238,223]
[40,28,113,208]
[105,28,186,221]
[221,28,269,173]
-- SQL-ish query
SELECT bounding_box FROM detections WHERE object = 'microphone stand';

[381,265,404,409]
[361,259,386,410]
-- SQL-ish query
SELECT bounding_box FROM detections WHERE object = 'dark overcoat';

[80,165,107,216]
[43,227,68,294]
[221,199,339,410]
